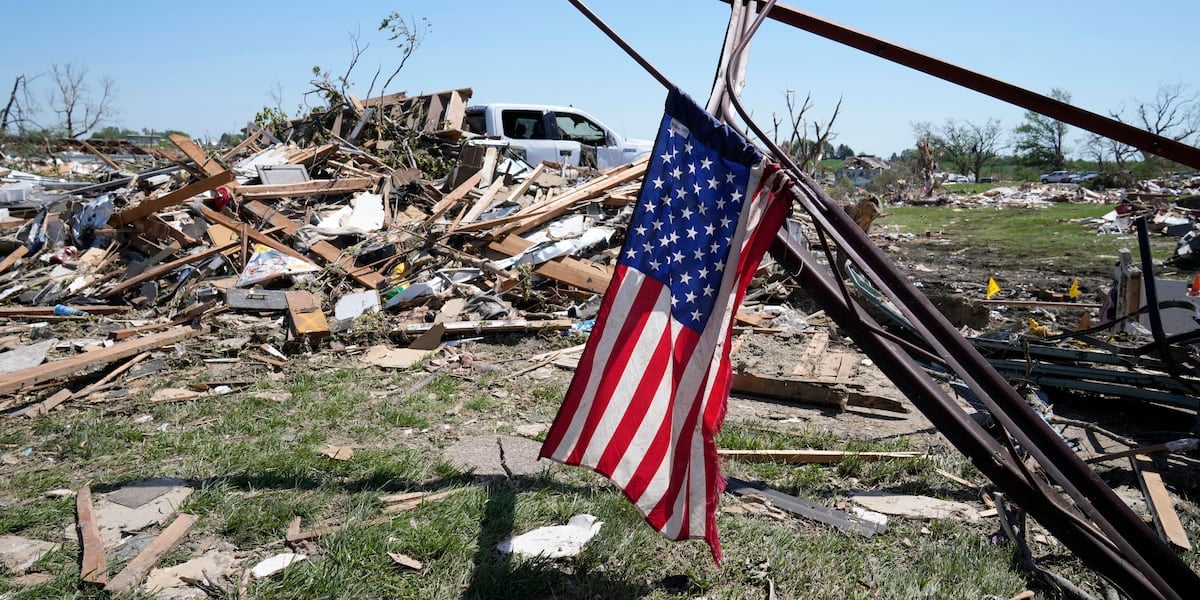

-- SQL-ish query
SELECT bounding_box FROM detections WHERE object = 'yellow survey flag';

[1068,277,1079,299]
[986,277,1001,299]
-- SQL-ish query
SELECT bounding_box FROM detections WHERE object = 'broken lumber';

[487,235,612,294]
[104,513,198,594]
[75,486,107,585]
[102,242,237,298]
[0,325,207,395]
[395,319,572,336]
[1133,454,1191,550]
[425,170,483,224]
[731,372,847,410]
[0,305,126,317]
[235,177,376,200]
[110,170,234,227]
[169,134,225,177]
[718,449,924,464]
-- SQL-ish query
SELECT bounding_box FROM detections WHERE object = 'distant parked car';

[978,176,998,183]
[1069,171,1098,183]
[1040,170,1073,183]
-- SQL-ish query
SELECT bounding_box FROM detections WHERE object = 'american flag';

[540,88,790,562]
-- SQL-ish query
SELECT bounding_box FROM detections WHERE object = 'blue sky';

[3,1,1197,157]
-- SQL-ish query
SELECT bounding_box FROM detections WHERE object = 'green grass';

[0,354,1174,599]
[880,203,1176,273]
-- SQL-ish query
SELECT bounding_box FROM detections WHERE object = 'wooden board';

[719,449,923,464]
[235,177,376,200]
[76,486,107,585]
[1134,454,1192,550]
[102,242,237,298]
[791,332,829,376]
[110,170,234,227]
[0,326,207,395]
[286,290,330,342]
[104,513,197,594]
[487,235,612,294]
[169,134,225,177]
[730,372,847,410]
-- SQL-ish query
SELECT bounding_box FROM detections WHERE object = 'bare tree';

[47,63,116,138]
[771,90,841,174]
[1083,132,1137,172]
[1111,83,1200,171]
[1,74,38,134]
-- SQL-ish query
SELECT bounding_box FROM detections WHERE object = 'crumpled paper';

[496,514,603,558]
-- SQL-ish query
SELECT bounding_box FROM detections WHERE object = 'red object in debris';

[1190,273,1200,297]
[212,187,233,211]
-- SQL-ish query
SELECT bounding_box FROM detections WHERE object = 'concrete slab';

[0,535,58,574]
[63,483,192,548]
[106,477,188,509]
[444,435,555,477]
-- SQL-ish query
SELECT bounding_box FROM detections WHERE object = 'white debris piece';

[250,552,307,579]
[496,514,603,558]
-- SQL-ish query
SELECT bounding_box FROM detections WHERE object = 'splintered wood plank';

[1134,454,1191,550]
[235,177,377,200]
[487,235,612,294]
[718,449,923,464]
[76,487,107,585]
[286,291,330,343]
[104,513,197,594]
[103,242,237,298]
[169,134,225,177]
[791,332,829,376]
[425,170,483,224]
[730,372,847,410]
[110,170,234,227]
[0,326,207,395]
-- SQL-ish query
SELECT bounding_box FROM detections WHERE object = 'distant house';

[835,155,890,186]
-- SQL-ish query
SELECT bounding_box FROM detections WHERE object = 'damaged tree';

[47,63,117,139]
[772,90,841,175]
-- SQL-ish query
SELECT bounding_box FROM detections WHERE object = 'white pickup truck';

[463,103,653,170]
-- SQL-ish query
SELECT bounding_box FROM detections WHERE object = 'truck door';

[499,108,559,165]
[552,110,617,169]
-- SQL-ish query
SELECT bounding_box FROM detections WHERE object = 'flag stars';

[700,157,712,170]
[651,177,664,189]
[697,267,709,279]
[687,162,696,175]
[684,141,694,154]
[693,248,705,260]
[716,197,726,210]
[671,166,683,179]
[675,187,687,200]
[635,224,647,237]
[652,219,663,231]
[730,189,743,203]
[703,284,714,297]
[707,177,719,190]
[625,248,637,259]
[679,272,692,285]
[672,250,684,264]
[720,216,732,229]
[692,182,702,195]
[686,227,698,240]
[680,207,693,220]
[704,224,715,236]
[691,309,703,322]
[725,172,736,183]
[685,291,697,304]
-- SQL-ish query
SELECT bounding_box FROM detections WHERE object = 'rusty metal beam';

[741,0,1200,170]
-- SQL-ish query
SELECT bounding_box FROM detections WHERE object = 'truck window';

[464,110,486,135]
[500,110,548,140]
[554,112,607,145]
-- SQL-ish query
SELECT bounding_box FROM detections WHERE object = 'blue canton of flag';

[620,116,751,332]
